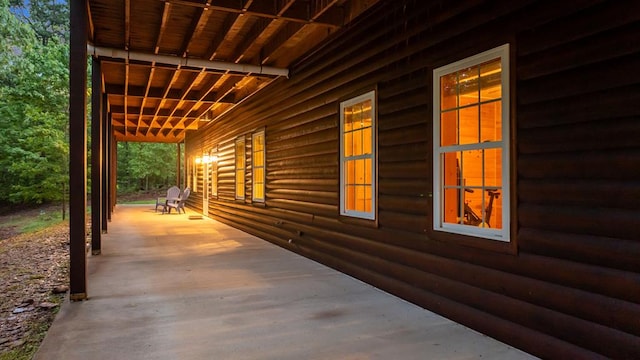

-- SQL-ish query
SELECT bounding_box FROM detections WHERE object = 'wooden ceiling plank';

[153,67,182,130]
[160,0,340,27]
[260,21,305,64]
[232,17,273,63]
[155,2,172,54]
[139,66,154,136]
[205,12,239,60]
[86,0,94,41]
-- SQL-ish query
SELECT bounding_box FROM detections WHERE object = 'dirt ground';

[0,220,69,357]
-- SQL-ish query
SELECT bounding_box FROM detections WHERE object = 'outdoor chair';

[155,186,180,212]
[165,187,190,214]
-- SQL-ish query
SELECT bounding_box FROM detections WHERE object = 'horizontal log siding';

[184,0,640,357]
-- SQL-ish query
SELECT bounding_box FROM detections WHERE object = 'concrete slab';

[35,205,536,360]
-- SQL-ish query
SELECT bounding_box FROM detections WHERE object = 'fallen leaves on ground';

[0,222,69,357]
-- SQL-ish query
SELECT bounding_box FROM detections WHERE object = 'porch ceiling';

[88,0,379,143]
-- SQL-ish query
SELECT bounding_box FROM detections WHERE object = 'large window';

[433,44,510,241]
[252,131,265,202]
[340,90,376,220]
[235,137,245,200]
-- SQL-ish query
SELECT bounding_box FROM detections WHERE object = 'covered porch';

[36,205,533,359]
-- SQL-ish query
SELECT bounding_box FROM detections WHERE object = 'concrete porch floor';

[35,204,536,360]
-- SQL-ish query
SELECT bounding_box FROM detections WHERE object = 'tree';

[9,0,69,46]
[117,142,178,193]
[0,0,69,205]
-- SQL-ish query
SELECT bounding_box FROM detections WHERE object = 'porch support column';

[176,142,181,188]
[111,137,117,212]
[101,97,109,231]
[91,58,102,255]
[69,0,88,301]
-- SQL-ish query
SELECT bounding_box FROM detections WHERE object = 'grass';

[121,199,155,205]
[0,206,65,237]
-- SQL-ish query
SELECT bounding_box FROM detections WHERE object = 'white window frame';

[339,90,376,220]
[235,137,245,200]
[432,44,510,242]
[252,130,266,202]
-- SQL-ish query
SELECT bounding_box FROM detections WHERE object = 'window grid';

[252,131,265,202]
[340,90,376,220]
[433,44,510,241]
[235,138,245,200]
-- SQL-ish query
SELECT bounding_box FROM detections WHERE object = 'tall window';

[340,90,376,220]
[433,44,510,241]
[210,147,218,197]
[252,131,265,202]
[235,137,245,200]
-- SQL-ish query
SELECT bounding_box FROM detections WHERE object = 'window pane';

[443,188,460,224]
[346,160,355,184]
[345,185,355,210]
[344,132,353,157]
[441,110,458,146]
[362,127,372,155]
[459,105,479,144]
[355,185,365,211]
[462,188,482,226]
[483,148,502,187]
[441,73,458,110]
[364,185,372,212]
[458,66,479,107]
[481,101,501,142]
[356,159,365,185]
[236,171,244,198]
[344,105,353,131]
[461,149,482,187]
[480,59,501,101]
[441,152,459,187]
[364,158,372,184]
[484,190,502,229]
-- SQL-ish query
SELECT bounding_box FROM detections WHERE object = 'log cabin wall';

[184,0,640,358]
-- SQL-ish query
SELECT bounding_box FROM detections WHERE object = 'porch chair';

[165,187,191,214]
[155,186,180,212]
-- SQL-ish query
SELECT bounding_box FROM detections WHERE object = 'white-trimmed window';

[252,131,265,202]
[340,90,376,220]
[235,137,245,200]
[433,44,510,241]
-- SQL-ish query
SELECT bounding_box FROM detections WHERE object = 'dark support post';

[177,142,181,188]
[101,101,109,231]
[111,137,117,212]
[69,0,88,301]
[107,130,113,220]
[91,58,102,255]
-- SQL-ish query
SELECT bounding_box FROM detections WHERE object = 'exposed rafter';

[89,0,381,142]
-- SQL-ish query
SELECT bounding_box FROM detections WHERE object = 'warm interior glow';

[440,58,503,229]
[235,140,245,198]
[252,133,265,200]
[343,99,373,213]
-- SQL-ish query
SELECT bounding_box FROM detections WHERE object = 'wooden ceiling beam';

[159,0,341,27]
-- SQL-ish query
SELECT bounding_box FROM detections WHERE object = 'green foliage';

[0,0,69,205]
[9,0,69,46]
[117,142,178,193]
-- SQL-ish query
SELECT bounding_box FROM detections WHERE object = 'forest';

[0,0,176,209]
